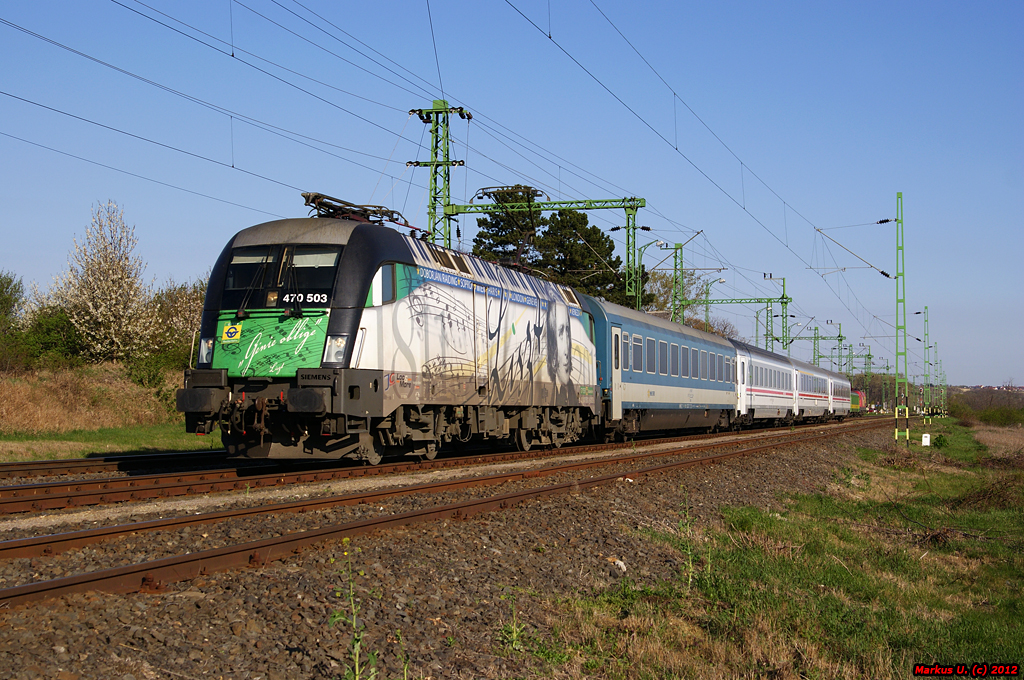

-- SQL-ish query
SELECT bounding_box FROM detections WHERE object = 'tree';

[0,270,24,334]
[643,269,700,315]
[534,210,631,305]
[471,186,544,268]
[149,276,207,363]
[52,201,151,362]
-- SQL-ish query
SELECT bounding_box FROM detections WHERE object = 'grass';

[532,419,1023,679]
[0,422,222,461]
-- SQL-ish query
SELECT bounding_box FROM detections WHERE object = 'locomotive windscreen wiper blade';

[282,252,304,318]
[236,250,272,318]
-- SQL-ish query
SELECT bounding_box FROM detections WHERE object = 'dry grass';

[0,363,171,435]
[972,425,1024,466]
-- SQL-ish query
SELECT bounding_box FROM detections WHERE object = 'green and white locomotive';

[176,194,599,462]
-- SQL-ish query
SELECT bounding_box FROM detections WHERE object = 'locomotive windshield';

[222,244,342,310]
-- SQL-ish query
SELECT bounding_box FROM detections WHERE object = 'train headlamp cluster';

[322,335,349,365]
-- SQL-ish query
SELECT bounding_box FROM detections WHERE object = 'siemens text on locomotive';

[176,193,851,463]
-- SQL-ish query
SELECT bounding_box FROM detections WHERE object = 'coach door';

[611,326,623,420]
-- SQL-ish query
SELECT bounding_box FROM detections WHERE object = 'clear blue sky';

[1,0,1020,386]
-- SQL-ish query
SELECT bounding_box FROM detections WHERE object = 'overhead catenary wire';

[0,130,286,218]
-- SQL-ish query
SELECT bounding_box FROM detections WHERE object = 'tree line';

[0,201,205,385]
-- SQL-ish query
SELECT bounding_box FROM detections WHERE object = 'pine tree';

[470,186,543,269]
[534,210,632,305]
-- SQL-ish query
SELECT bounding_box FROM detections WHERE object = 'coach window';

[622,334,630,371]
[613,335,619,370]
[700,350,708,380]
[718,354,724,382]
[709,352,716,381]
[680,346,689,378]
[670,343,679,376]
[646,338,656,373]
[659,341,669,375]
[691,348,699,379]
[633,336,644,372]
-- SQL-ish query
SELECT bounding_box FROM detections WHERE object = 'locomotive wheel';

[515,428,533,452]
[356,433,383,465]
[422,442,438,460]
[363,446,382,466]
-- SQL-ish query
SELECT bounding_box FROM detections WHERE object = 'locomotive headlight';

[197,337,215,366]
[322,335,349,366]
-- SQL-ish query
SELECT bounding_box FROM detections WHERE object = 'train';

[176,194,851,463]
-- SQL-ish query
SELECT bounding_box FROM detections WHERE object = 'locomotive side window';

[659,341,668,375]
[365,263,396,306]
[670,343,679,376]
[633,336,643,372]
[646,338,656,373]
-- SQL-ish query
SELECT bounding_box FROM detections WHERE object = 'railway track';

[0,418,884,515]
[0,417,888,607]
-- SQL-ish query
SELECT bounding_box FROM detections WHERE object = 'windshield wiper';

[236,251,272,319]
[282,255,304,318]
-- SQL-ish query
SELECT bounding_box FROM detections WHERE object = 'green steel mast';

[923,305,932,424]
[408,100,470,248]
[894,192,909,444]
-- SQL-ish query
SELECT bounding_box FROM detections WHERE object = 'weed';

[497,594,526,653]
[328,537,378,680]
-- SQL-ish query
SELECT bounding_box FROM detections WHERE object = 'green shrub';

[977,407,1024,427]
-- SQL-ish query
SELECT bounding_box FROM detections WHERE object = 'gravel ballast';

[0,428,887,679]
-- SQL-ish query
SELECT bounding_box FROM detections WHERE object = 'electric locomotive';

[176,194,599,462]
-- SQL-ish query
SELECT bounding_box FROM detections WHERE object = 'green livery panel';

[212,309,330,378]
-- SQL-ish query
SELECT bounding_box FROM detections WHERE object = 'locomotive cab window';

[222,244,340,310]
